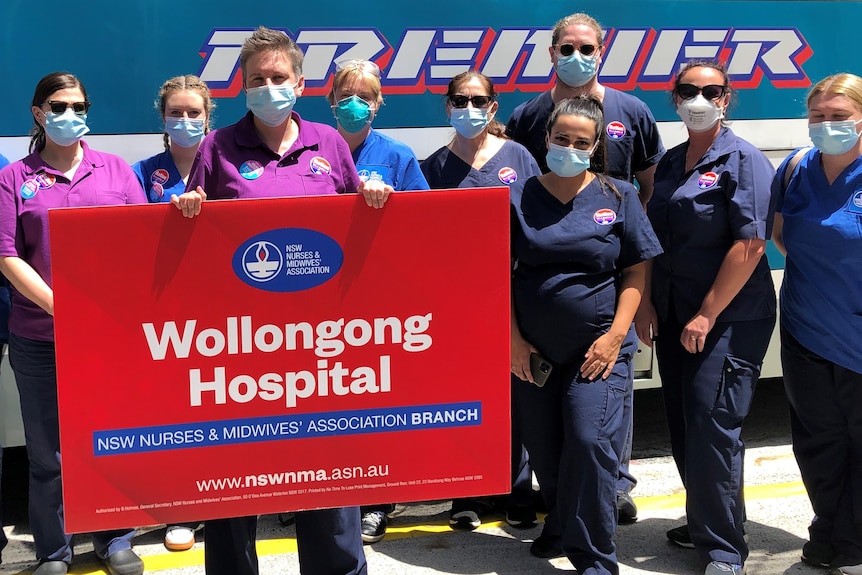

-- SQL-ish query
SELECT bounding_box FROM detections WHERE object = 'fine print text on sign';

[49,188,511,532]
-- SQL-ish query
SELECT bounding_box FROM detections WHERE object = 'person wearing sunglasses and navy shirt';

[421,70,541,533]
[0,73,147,575]
[506,10,665,532]
[634,60,776,575]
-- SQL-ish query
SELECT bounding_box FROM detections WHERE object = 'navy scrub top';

[647,127,777,324]
[511,174,662,364]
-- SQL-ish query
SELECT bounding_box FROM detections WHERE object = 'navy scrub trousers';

[780,327,862,568]
[655,314,774,565]
[204,509,367,575]
[514,343,633,575]
[10,333,136,563]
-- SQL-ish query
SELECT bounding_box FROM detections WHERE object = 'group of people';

[0,11,859,575]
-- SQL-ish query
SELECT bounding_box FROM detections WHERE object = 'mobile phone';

[529,353,553,387]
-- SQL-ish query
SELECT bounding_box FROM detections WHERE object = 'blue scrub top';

[132,150,186,203]
[776,148,862,373]
[353,129,429,191]
[511,175,662,364]
[421,139,540,189]
[506,88,665,179]
[648,127,777,325]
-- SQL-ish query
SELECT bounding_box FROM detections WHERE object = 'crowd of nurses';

[1,12,860,575]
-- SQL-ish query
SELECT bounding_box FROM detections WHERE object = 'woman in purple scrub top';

[0,72,146,575]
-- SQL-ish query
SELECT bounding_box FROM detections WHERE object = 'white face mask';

[676,95,723,133]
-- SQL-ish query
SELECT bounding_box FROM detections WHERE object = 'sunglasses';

[448,95,493,108]
[675,84,726,101]
[335,58,381,78]
[44,100,91,115]
[554,43,597,57]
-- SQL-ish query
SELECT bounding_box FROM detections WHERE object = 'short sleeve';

[619,182,662,269]
[729,146,776,240]
[400,156,430,191]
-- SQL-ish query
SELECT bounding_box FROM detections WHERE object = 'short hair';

[551,13,604,48]
[240,26,304,81]
[157,74,215,150]
[807,73,862,113]
[30,72,88,153]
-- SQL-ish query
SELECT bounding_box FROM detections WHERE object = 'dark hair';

[672,59,734,122]
[445,70,507,138]
[157,74,215,150]
[30,72,88,153]
[545,95,620,197]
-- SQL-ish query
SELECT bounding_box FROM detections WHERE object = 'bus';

[0,0,850,446]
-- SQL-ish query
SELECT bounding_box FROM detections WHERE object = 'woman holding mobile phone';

[509,95,661,574]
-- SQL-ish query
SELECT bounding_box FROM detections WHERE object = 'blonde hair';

[157,75,214,150]
[551,13,604,47]
[327,60,383,106]
[807,73,862,112]
[240,26,304,80]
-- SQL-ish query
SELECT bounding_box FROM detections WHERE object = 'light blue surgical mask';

[545,142,594,178]
[44,109,90,147]
[555,50,598,88]
[165,117,206,148]
[808,119,862,155]
[333,95,373,133]
[449,107,490,139]
[246,83,297,127]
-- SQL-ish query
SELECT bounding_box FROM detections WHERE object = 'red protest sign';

[49,188,511,533]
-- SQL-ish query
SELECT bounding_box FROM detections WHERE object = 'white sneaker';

[164,525,196,551]
[833,565,862,575]
[705,561,745,575]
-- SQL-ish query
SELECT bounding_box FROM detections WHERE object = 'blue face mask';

[246,83,297,127]
[449,107,490,139]
[808,119,862,155]
[44,109,90,147]
[333,96,373,133]
[555,50,598,88]
[165,117,206,148]
[545,142,593,178]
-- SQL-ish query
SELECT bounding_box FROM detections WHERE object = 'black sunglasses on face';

[555,43,597,57]
[44,100,91,115]
[448,95,493,108]
[675,84,726,101]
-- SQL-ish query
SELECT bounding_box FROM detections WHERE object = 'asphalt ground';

[1,379,822,575]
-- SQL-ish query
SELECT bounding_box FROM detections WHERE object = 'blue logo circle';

[232,228,343,292]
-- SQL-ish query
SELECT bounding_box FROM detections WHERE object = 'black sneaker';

[505,504,538,529]
[361,510,388,544]
[617,491,638,524]
[530,533,563,559]
[449,499,494,531]
[801,540,835,568]
[667,524,696,549]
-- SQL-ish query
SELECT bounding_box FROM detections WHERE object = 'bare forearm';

[698,239,766,320]
[0,256,54,315]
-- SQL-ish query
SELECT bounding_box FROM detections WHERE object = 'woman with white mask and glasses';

[420,69,541,533]
[0,72,146,575]
[510,95,660,572]
[771,73,862,575]
[635,60,777,575]
[327,59,428,196]
[133,75,214,206]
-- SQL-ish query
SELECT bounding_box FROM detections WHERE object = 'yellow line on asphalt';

[62,480,807,574]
